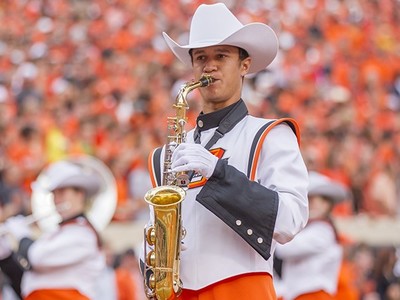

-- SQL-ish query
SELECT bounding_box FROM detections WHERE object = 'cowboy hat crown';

[308,171,350,204]
[32,160,102,198]
[163,3,279,74]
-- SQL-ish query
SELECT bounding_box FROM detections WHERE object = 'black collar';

[196,99,245,132]
[193,99,248,147]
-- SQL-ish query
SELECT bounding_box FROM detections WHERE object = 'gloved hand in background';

[4,215,33,242]
[171,143,219,179]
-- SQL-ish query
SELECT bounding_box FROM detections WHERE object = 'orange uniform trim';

[147,148,158,188]
[25,289,89,300]
[179,273,276,300]
[249,118,300,181]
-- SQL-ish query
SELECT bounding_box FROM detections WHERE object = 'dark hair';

[238,47,250,60]
[189,47,249,62]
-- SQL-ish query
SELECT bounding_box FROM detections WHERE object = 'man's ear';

[240,57,252,76]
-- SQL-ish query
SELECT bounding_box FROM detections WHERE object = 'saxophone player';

[145,3,309,300]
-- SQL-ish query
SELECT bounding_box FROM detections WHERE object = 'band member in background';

[0,159,105,300]
[274,171,350,300]
[144,3,309,299]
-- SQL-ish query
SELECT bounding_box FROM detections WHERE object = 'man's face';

[53,187,85,220]
[191,45,251,113]
[308,195,333,219]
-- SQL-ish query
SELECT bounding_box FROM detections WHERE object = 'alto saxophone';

[143,75,214,300]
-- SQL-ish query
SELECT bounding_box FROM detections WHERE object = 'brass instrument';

[143,75,214,300]
[0,155,117,244]
[31,155,117,233]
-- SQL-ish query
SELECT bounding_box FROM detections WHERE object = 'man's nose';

[203,60,217,73]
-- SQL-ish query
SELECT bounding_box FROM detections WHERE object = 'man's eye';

[195,56,205,61]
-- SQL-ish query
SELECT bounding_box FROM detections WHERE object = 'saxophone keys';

[146,250,156,268]
[146,226,156,245]
[181,227,187,239]
[148,273,156,290]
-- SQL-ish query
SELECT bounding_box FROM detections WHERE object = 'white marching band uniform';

[0,157,110,300]
[22,217,104,299]
[274,171,349,299]
[147,110,309,290]
[275,220,342,300]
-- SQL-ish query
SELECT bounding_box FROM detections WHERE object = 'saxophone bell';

[143,186,185,300]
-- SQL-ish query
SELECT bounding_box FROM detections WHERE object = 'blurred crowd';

[0,0,400,299]
[0,0,399,221]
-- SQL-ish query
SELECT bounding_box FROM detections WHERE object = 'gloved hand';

[171,143,218,179]
[4,215,33,242]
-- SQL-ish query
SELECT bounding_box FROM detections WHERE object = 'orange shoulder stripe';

[147,148,158,188]
[249,118,300,181]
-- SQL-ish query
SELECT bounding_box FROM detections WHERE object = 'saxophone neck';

[176,75,214,107]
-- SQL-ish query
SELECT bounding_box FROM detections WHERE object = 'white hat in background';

[32,160,102,198]
[163,3,278,75]
[308,171,350,203]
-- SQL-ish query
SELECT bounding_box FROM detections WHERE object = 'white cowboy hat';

[32,160,102,198]
[308,171,350,203]
[163,3,278,75]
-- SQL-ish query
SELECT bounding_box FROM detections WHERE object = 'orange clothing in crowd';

[334,260,360,300]
[112,173,131,221]
[115,268,137,300]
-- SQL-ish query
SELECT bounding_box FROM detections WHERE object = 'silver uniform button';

[236,220,242,226]
[247,229,253,235]
[19,257,29,268]
[257,237,263,244]
[198,120,204,127]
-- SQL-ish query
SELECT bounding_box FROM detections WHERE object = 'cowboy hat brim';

[32,160,102,198]
[163,22,278,75]
[47,176,101,198]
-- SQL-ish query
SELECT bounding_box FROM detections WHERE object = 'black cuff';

[196,160,279,260]
[0,253,24,299]
[18,238,34,261]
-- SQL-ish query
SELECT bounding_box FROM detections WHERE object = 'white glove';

[4,215,33,241]
[171,143,218,179]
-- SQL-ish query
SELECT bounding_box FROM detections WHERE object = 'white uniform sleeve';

[28,225,99,271]
[257,123,309,244]
[275,222,337,259]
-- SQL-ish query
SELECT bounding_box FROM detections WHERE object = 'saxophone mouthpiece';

[199,75,214,87]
